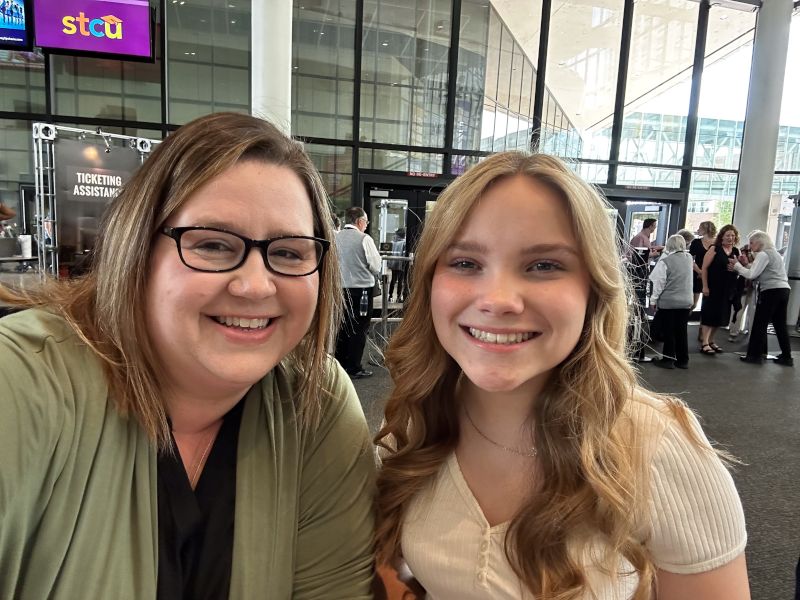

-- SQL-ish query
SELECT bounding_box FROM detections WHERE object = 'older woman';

[733,230,793,366]
[649,234,694,369]
[0,113,375,599]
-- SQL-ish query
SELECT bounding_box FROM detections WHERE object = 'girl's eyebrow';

[448,241,578,257]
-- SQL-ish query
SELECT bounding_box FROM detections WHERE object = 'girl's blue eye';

[450,259,479,270]
[529,261,562,272]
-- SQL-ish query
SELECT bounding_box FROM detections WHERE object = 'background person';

[335,206,382,379]
[387,227,406,303]
[630,217,663,258]
[700,224,740,355]
[649,234,694,369]
[375,152,749,600]
[732,230,793,367]
[0,113,376,599]
[689,221,717,313]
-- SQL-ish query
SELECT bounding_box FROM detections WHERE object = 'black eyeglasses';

[160,226,330,277]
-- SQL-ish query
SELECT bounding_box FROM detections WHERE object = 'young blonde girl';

[375,152,748,600]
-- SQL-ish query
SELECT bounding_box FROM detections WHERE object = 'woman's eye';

[529,261,562,272]
[194,240,236,254]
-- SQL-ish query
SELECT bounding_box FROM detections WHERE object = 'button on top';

[480,541,489,551]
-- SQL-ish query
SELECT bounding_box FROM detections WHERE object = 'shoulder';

[270,356,372,458]
[0,308,103,384]
[624,391,747,574]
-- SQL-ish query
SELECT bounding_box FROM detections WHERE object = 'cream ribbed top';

[401,396,747,599]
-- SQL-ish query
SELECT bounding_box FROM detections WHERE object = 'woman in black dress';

[689,221,717,311]
[700,224,740,354]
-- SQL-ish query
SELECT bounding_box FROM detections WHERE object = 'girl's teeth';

[468,328,533,344]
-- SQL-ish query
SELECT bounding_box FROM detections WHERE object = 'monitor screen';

[33,0,153,60]
[0,0,33,51]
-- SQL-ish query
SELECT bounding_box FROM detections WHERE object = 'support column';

[732,0,793,236]
[251,0,293,133]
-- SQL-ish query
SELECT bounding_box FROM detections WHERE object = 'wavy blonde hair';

[375,152,704,599]
[0,113,341,449]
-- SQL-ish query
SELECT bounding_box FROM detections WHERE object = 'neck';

[458,377,543,446]
[167,388,243,434]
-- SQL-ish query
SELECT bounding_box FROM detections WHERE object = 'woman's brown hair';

[375,151,706,600]
[0,112,341,449]
[715,224,740,246]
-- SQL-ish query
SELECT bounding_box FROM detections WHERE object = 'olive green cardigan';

[0,309,376,599]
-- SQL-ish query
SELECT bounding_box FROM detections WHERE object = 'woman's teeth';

[468,328,534,344]
[215,316,270,329]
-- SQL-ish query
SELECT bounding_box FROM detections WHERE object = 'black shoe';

[674,362,689,369]
[349,369,373,379]
[774,355,794,367]
[739,356,763,365]
[653,358,675,369]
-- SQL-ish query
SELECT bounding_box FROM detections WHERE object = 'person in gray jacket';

[649,234,694,369]
[335,206,382,378]
[732,230,793,366]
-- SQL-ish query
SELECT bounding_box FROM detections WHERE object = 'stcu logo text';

[62,13,123,39]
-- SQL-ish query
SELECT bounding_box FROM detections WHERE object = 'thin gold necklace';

[463,405,537,458]
[188,430,216,489]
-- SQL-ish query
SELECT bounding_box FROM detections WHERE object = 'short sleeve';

[647,411,747,574]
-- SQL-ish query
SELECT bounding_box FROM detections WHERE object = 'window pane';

[360,0,451,147]
[545,0,624,160]
[687,170,738,232]
[769,174,800,249]
[453,0,490,151]
[305,144,353,213]
[0,50,46,113]
[776,12,800,171]
[0,119,34,217]
[620,0,699,166]
[693,6,756,169]
[292,0,356,140]
[167,0,251,125]
[617,165,681,188]
[53,52,162,122]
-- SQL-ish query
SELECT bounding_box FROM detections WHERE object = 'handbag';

[372,280,382,297]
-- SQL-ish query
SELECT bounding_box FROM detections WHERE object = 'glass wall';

[619,0,698,169]
[0,119,34,214]
[166,0,251,125]
[53,54,162,123]
[687,170,738,232]
[292,0,356,140]
[544,0,624,161]
[360,0,451,148]
[305,144,353,213]
[0,50,46,113]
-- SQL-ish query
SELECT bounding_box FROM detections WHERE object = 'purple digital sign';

[34,0,152,59]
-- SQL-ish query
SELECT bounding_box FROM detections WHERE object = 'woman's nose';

[227,248,278,298]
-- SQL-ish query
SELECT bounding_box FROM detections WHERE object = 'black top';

[157,399,244,600]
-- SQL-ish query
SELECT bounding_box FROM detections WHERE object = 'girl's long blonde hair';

[0,113,342,449]
[375,152,701,600]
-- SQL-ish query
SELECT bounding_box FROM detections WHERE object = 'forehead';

[170,161,315,234]
[457,174,574,239]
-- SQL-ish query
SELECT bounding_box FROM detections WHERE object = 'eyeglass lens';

[178,229,323,275]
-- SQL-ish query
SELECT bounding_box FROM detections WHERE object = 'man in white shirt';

[334,206,382,378]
